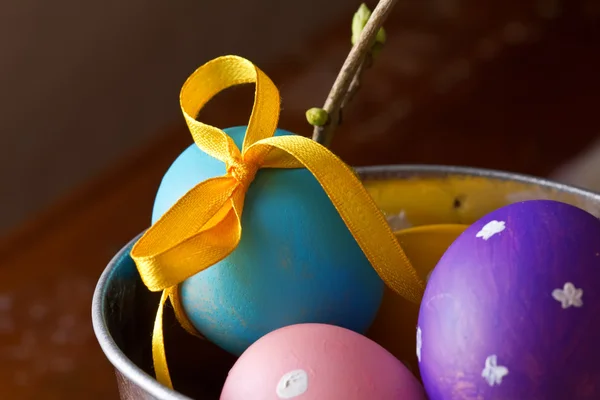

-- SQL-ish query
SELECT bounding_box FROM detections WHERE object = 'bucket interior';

[100,245,238,399]
[95,166,600,399]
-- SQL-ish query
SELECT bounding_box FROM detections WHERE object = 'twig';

[342,53,373,109]
[311,0,398,146]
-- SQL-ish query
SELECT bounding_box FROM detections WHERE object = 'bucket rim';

[357,164,600,200]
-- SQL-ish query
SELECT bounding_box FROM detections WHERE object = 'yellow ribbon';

[130,55,425,389]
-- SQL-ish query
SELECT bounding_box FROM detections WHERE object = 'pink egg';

[221,323,426,400]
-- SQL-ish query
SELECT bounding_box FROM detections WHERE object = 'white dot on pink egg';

[276,369,308,399]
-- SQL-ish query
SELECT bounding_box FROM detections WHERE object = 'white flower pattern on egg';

[481,355,509,386]
[276,369,308,399]
[552,282,583,309]
[416,326,422,363]
[385,209,413,231]
[476,220,506,240]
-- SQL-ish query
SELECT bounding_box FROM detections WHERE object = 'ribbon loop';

[131,176,239,291]
[180,55,280,163]
[131,55,425,390]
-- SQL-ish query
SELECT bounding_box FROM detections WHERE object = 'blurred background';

[1,0,599,398]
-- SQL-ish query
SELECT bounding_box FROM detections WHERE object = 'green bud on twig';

[352,3,386,47]
[306,108,329,127]
[352,4,371,45]
[376,26,386,45]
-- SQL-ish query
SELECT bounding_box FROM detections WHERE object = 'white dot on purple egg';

[476,220,506,240]
[552,282,583,309]
[481,354,509,386]
[276,369,308,399]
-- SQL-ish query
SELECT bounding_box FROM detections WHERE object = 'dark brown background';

[1,1,600,398]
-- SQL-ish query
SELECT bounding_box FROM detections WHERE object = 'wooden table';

[1,2,599,398]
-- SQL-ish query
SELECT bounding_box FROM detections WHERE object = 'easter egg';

[152,126,384,356]
[417,200,600,399]
[220,323,427,400]
[367,224,467,373]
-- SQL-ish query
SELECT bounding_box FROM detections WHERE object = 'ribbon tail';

[169,287,204,339]
[251,136,426,304]
[149,207,242,387]
[153,288,175,389]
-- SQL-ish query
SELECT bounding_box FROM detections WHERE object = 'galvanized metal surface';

[92,165,600,400]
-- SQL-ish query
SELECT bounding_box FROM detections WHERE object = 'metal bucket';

[92,165,600,400]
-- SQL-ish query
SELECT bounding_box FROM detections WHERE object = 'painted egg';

[152,126,384,356]
[418,200,600,399]
[220,323,427,400]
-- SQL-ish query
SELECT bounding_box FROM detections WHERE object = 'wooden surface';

[1,1,600,398]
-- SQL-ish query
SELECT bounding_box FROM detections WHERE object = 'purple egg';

[418,200,600,399]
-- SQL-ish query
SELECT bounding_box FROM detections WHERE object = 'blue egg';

[152,126,384,356]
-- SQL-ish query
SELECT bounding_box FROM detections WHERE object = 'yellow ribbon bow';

[131,55,425,389]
